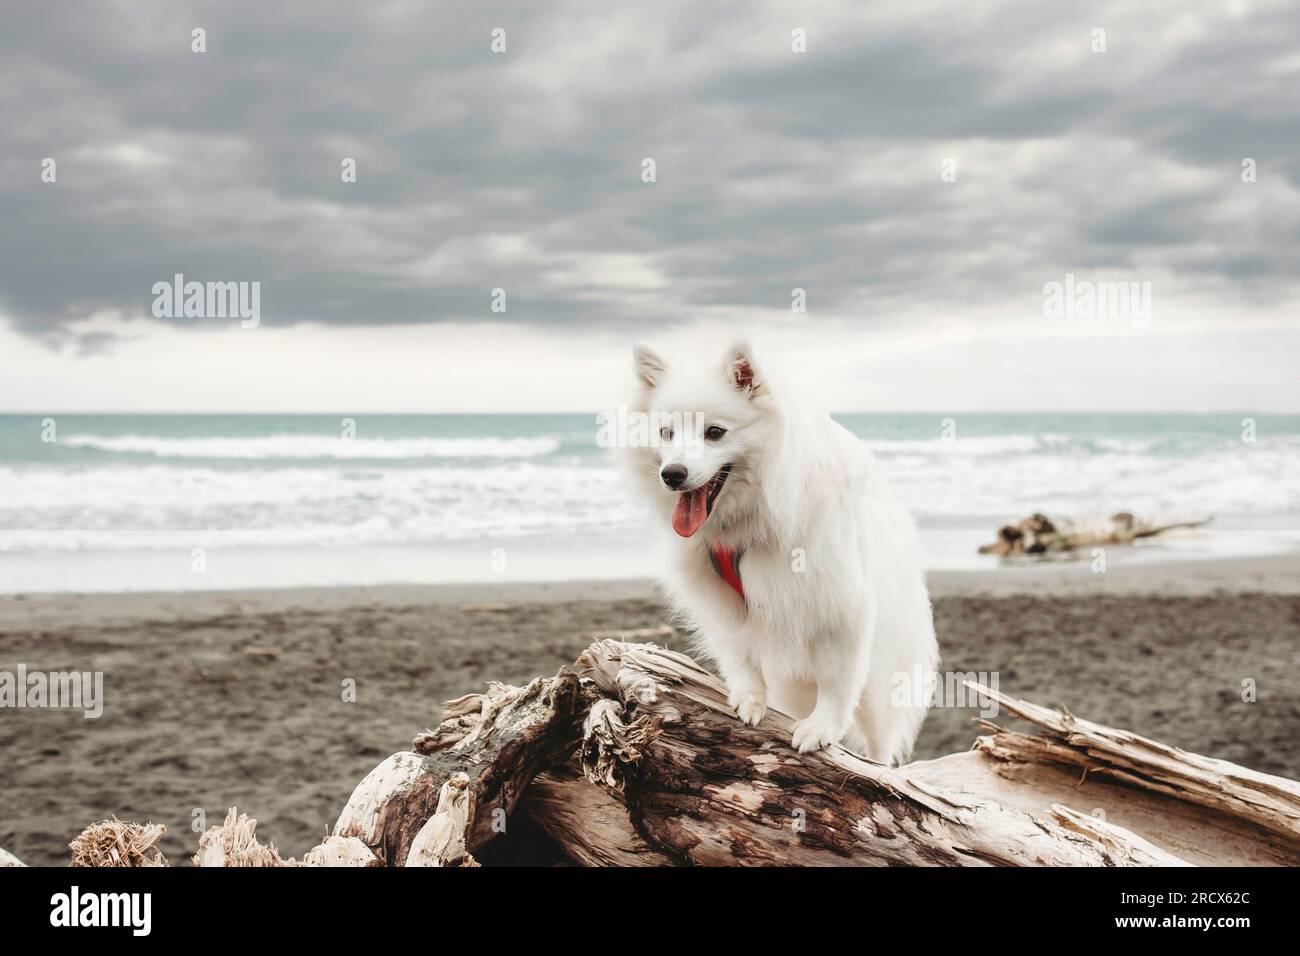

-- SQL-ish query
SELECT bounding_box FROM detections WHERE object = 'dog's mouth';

[671,465,731,538]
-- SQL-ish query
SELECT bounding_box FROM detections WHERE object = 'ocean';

[2,412,1298,593]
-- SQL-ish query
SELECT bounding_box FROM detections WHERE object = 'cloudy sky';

[1,0,1297,412]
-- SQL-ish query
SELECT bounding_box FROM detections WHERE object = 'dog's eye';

[705,425,727,441]
[659,426,674,442]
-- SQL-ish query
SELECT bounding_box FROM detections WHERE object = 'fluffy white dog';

[623,328,938,764]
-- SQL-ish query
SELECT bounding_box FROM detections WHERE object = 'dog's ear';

[726,340,768,397]
[632,342,666,389]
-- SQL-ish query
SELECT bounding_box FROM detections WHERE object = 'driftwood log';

[979,512,1210,556]
[192,809,378,867]
[31,638,1300,867]
[333,672,584,866]
[263,640,1300,866]
[544,642,1190,865]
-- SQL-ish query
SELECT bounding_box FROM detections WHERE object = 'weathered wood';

[965,680,1300,849]
[70,819,167,867]
[332,668,581,865]
[301,835,379,867]
[405,772,480,867]
[906,748,1299,867]
[522,762,677,867]
[194,808,377,866]
[569,640,1187,866]
[979,511,1210,556]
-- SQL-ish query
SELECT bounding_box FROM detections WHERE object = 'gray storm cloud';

[1,0,1298,346]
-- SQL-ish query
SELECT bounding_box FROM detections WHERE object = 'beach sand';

[2,556,1297,866]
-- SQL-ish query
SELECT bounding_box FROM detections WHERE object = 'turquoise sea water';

[1,412,1297,591]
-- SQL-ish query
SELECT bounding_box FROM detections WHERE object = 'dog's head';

[625,334,778,540]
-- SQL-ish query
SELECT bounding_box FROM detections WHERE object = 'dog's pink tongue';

[672,487,710,538]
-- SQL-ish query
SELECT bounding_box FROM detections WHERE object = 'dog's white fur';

[623,326,938,763]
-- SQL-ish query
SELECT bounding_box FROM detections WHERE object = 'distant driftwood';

[979,512,1211,557]
[18,638,1300,868]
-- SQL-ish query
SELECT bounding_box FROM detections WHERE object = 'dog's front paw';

[728,688,767,727]
[790,712,841,753]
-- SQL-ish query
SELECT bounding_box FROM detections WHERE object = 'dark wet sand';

[2,557,1297,865]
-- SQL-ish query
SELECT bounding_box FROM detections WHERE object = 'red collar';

[708,546,745,600]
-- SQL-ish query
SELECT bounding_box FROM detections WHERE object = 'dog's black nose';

[661,464,688,489]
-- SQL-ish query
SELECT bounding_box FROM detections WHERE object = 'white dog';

[623,328,938,764]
